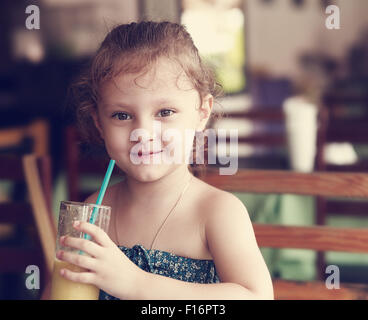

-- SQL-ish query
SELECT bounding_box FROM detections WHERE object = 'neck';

[122,166,193,210]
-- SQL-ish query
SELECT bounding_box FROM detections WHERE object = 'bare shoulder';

[203,186,256,246]
[192,177,254,245]
[193,177,250,224]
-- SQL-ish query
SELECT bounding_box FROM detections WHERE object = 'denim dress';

[99,244,220,300]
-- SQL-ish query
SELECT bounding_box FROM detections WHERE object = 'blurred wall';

[24,0,180,58]
[246,0,368,81]
[41,0,139,57]
[141,0,181,22]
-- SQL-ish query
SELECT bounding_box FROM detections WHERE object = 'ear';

[196,94,213,132]
[91,109,105,140]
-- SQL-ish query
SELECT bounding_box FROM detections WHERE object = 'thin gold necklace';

[114,174,194,250]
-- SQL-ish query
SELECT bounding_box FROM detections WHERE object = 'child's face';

[93,57,213,182]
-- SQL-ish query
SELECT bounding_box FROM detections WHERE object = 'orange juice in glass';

[50,201,111,300]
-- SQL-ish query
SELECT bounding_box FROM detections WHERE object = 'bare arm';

[136,273,261,300]
[40,280,52,300]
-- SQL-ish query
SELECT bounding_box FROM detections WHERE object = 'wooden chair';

[0,154,56,299]
[209,108,288,169]
[315,91,368,279]
[0,119,49,156]
[64,125,116,202]
[200,168,368,299]
[320,91,368,168]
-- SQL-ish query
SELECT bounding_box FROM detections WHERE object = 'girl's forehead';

[104,58,194,94]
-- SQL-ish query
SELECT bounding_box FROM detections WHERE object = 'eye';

[158,109,175,117]
[112,112,131,121]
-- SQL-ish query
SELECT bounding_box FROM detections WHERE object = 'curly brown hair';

[69,21,223,175]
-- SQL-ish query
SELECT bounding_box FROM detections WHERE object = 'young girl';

[53,21,273,300]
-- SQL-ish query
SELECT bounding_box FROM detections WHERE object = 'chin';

[120,161,164,181]
[130,169,166,183]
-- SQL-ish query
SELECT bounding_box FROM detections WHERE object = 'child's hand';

[56,221,144,300]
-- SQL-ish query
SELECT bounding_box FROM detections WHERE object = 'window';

[181,0,246,94]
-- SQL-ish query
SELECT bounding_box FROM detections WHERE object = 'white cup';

[283,96,318,172]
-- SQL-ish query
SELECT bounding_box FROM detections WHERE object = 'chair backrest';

[314,93,368,279]
[315,95,368,222]
[23,155,56,274]
[209,108,288,169]
[64,125,115,202]
[200,167,368,299]
[318,92,368,172]
[0,119,49,156]
[0,154,55,299]
[212,104,330,172]
[210,108,286,146]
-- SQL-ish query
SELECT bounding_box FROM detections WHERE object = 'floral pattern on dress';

[99,244,220,300]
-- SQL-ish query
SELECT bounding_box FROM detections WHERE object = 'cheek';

[162,125,196,160]
[102,127,130,152]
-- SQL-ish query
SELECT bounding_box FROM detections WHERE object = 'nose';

[131,119,162,150]
[136,129,158,143]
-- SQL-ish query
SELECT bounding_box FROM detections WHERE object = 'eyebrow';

[103,102,133,110]
[103,98,177,110]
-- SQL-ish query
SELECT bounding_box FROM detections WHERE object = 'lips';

[137,150,162,156]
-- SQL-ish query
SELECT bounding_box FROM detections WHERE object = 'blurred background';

[1,0,368,299]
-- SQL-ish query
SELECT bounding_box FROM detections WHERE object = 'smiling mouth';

[136,150,163,156]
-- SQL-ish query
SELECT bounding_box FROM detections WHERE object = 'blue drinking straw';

[83,159,115,242]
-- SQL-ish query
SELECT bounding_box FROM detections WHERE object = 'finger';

[61,236,102,258]
[74,221,111,247]
[57,250,97,272]
[60,267,95,285]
